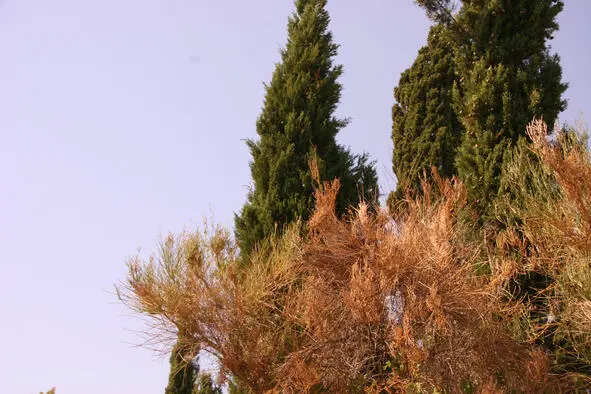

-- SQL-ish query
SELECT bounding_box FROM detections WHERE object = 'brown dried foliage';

[118,121,591,392]
[118,174,552,392]
[117,224,306,392]
[277,173,542,392]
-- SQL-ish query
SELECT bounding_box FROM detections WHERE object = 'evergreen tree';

[390,24,462,199]
[235,0,378,256]
[165,343,197,394]
[412,0,567,220]
[193,373,222,394]
[455,1,566,219]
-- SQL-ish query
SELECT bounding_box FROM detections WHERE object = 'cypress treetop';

[235,0,378,256]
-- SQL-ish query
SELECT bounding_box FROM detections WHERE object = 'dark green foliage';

[414,0,458,26]
[235,0,378,257]
[452,0,567,220]
[391,24,462,199]
[165,343,197,394]
[405,1,567,220]
[193,374,222,394]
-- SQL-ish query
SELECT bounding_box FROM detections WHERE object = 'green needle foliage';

[454,0,567,220]
[194,374,222,394]
[235,0,378,257]
[398,0,567,222]
[454,1,567,221]
[165,342,198,394]
[391,24,462,200]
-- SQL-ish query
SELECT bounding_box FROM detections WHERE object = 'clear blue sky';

[0,1,589,393]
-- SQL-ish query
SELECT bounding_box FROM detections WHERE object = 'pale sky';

[0,1,589,393]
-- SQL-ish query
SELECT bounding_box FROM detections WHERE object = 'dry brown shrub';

[118,223,307,392]
[119,154,568,392]
[274,173,543,392]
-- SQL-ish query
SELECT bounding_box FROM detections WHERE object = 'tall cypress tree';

[390,24,462,199]
[407,0,567,220]
[453,0,567,219]
[235,0,378,255]
[165,343,197,394]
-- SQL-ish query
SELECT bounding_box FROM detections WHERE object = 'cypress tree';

[235,0,378,255]
[390,24,462,199]
[409,0,567,220]
[453,0,567,219]
[164,343,197,394]
[194,373,222,394]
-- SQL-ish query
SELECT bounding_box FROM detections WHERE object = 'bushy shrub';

[493,120,591,387]
[119,120,591,392]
